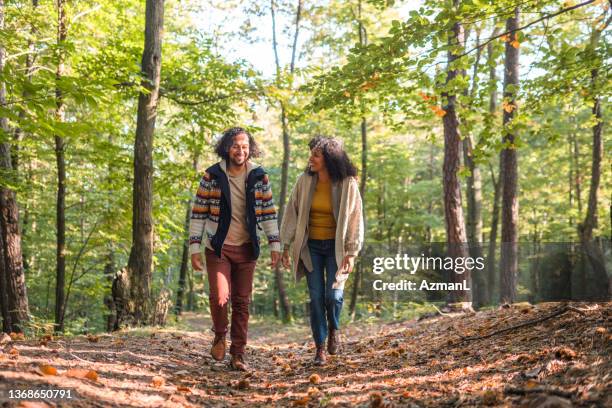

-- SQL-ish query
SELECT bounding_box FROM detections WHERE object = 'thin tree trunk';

[463,31,485,307]
[485,27,500,306]
[487,162,501,305]
[426,143,435,244]
[349,0,368,320]
[125,0,165,325]
[103,248,116,331]
[499,8,520,305]
[349,116,367,320]
[578,69,608,299]
[0,230,11,332]
[54,0,67,333]
[186,266,194,311]
[575,16,612,300]
[0,0,29,333]
[573,128,582,217]
[442,0,471,310]
[568,131,574,228]
[175,201,190,316]
[270,0,302,323]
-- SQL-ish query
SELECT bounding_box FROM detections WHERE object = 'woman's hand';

[340,255,355,274]
[282,249,291,269]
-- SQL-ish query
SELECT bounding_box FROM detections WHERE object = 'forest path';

[0,303,609,407]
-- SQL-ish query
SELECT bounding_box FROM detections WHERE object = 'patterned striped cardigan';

[189,160,281,259]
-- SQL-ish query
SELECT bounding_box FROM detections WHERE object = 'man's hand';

[270,251,281,269]
[340,255,355,274]
[281,249,291,269]
[191,253,204,271]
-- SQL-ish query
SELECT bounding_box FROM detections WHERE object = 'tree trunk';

[175,201,190,316]
[270,0,302,323]
[349,116,367,320]
[485,30,500,306]
[463,135,485,307]
[125,0,165,325]
[499,8,520,305]
[186,262,195,311]
[573,129,582,217]
[0,0,29,334]
[487,162,501,305]
[0,230,11,332]
[442,0,471,310]
[578,69,608,300]
[273,267,291,322]
[53,0,67,333]
[349,1,367,320]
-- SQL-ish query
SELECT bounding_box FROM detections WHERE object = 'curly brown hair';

[214,127,261,161]
[306,136,357,182]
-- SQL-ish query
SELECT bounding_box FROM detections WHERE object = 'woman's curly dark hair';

[306,136,357,182]
[214,127,261,161]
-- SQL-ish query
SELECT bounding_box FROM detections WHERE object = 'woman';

[280,136,364,365]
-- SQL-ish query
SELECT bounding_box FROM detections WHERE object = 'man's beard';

[230,156,247,167]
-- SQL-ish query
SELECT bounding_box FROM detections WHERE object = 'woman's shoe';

[314,345,327,366]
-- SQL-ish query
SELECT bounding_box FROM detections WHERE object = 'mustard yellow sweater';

[308,179,336,240]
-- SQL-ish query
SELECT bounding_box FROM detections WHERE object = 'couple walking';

[189,127,364,371]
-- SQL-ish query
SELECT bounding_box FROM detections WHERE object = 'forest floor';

[0,302,610,407]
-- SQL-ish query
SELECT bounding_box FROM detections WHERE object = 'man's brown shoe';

[230,354,249,371]
[210,333,226,361]
[328,329,340,355]
[314,345,326,366]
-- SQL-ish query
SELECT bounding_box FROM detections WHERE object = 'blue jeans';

[306,239,343,346]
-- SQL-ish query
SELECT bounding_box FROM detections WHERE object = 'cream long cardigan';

[280,172,364,290]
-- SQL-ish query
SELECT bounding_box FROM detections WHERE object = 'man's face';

[229,133,250,167]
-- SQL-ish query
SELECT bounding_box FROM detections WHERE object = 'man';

[189,127,281,371]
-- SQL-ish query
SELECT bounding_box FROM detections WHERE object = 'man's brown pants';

[205,244,256,356]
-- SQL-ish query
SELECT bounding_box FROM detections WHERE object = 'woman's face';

[308,148,326,173]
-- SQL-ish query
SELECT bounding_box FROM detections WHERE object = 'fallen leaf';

[66,368,90,378]
[236,379,250,390]
[554,347,577,360]
[9,332,25,341]
[370,391,385,408]
[309,374,321,384]
[481,389,499,405]
[292,396,310,406]
[177,385,191,393]
[0,333,11,345]
[40,364,58,376]
[151,376,165,387]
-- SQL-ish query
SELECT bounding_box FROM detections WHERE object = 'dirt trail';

[0,303,609,407]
